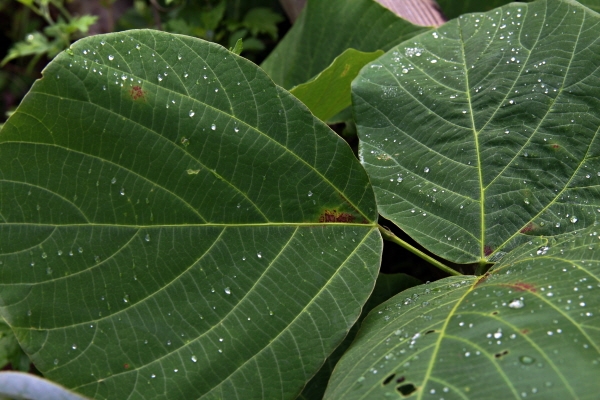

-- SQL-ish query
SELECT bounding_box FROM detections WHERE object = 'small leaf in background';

[1,31,50,66]
[354,0,600,264]
[0,315,28,371]
[242,7,284,40]
[0,30,380,399]
[325,226,600,399]
[291,48,384,122]
[229,37,243,55]
[261,0,428,89]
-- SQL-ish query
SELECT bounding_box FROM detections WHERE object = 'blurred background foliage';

[0,0,288,124]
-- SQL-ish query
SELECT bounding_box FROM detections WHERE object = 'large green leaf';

[354,0,600,264]
[260,0,429,89]
[0,30,380,399]
[325,226,600,399]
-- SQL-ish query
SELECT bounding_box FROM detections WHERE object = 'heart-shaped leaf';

[354,0,600,263]
[0,30,380,399]
[261,0,428,89]
[325,226,600,399]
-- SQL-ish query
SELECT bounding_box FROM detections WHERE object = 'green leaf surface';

[354,0,600,264]
[325,227,600,399]
[260,0,429,89]
[0,30,380,399]
[298,273,421,400]
[290,49,384,122]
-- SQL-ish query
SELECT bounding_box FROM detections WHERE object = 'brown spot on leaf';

[520,223,534,234]
[319,209,355,223]
[501,282,536,293]
[129,85,147,101]
[552,144,560,148]
[341,64,351,77]
[484,245,494,257]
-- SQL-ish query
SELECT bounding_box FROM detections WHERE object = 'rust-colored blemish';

[552,144,560,148]
[520,223,534,234]
[319,209,356,223]
[521,329,530,335]
[124,363,130,369]
[501,282,536,293]
[474,272,490,288]
[484,245,494,257]
[341,64,351,77]
[129,85,147,101]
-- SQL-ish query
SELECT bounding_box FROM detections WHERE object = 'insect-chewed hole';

[397,383,417,396]
[383,373,396,385]
[424,329,437,335]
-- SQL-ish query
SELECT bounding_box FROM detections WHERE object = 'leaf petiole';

[378,225,461,276]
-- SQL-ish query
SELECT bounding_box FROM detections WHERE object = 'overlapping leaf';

[0,30,380,399]
[261,0,429,89]
[354,0,600,263]
[325,226,600,399]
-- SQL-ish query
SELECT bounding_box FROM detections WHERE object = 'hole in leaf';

[383,373,396,385]
[397,383,417,396]
[424,330,436,335]
[491,311,499,315]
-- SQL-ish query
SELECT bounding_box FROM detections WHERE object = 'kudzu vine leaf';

[290,48,384,122]
[0,30,380,400]
[261,0,428,89]
[325,226,600,399]
[355,0,600,264]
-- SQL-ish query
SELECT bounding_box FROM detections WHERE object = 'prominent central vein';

[458,22,485,261]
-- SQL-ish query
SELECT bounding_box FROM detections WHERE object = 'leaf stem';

[378,225,461,276]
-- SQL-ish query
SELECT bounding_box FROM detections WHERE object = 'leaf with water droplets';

[0,30,379,399]
[355,0,600,263]
[326,226,600,399]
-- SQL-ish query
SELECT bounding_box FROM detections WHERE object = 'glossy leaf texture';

[355,0,600,264]
[325,226,600,399]
[0,30,381,399]
[290,48,384,122]
[261,0,429,89]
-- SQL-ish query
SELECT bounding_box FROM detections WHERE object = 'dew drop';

[257,252,262,259]
[224,287,231,295]
[191,355,197,362]
[570,216,578,223]
[520,356,535,365]
[211,124,216,130]
[508,299,525,309]
[108,55,114,61]
[189,110,195,117]
[424,167,430,173]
